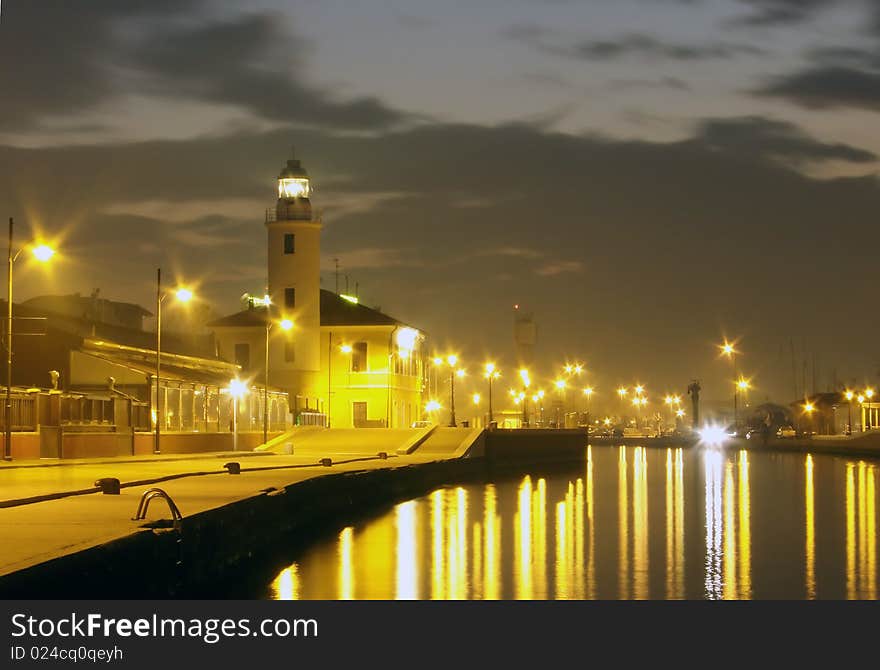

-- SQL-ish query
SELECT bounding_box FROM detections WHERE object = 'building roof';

[206,307,271,328]
[23,293,152,319]
[4,300,216,360]
[207,290,408,329]
[320,289,403,327]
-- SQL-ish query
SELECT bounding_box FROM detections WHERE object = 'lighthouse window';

[284,287,296,309]
[284,233,295,254]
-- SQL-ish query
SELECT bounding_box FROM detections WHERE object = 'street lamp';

[264,314,293,443]
[519,368,531,427]
[5,218,55,461]
[845,390,854,435]
[228,378,249,451]
[583,386,594,426]
[719,339,740,428]
[154,268,193,454]
[442,355,464,427]
[484,362,500,425]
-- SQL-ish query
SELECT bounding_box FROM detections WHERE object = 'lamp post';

[844,390,854,435]
[154,268,192,455]
[554,378,567,428]
[720,340,739,428]
[617,387,627,426]
[444,355,464,427]
[484,363,500,425]
[518,368,531,427]
[5,218,54,461]
[229,378,248,451]
[583,386,594,427]
[264,315,293,443]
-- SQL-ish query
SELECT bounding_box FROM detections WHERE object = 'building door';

[353,401,367,427]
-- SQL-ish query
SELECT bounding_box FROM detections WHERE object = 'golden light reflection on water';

[484,485,500,599]
[339,526,354,600]
[618,447,629,599]
[269,447,879,600]
[395,501,418,600]
[704,450,723,599]
[846,461,878,599]
[633,447,648,599]
[586,447,595,599]
[738,451,751,599]
[805,454,815,599]
[270,563,299,600]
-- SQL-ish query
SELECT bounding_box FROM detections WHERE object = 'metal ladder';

[132,488,183,530]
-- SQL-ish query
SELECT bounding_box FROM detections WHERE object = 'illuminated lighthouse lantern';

[267,154,322,411]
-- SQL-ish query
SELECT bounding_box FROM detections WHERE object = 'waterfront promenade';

[1,425,879,596]
[0,426,481,584]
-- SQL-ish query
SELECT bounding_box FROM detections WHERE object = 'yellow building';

[210,152,427,428]
[321,291,425,428]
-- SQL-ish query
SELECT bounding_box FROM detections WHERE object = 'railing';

[297,411,327,427]
[0,394,37,431]
[265,205,322,223]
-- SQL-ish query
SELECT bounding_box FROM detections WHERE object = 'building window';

[285,287,295,309]
[284,340,296,363]
[351,341,367,372]
[284,233,295,254]
[234,343,250,370]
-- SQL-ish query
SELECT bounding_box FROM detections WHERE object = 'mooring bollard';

[94,478,121,495]
[223,462,241,475]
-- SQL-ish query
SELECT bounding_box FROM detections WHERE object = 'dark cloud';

[0,1,407,133]
[694,115,876,165]
[565,34,764,61]
[506,26,763,62]
[128,13,408,131]
[2,118,879,399]
[755,65,880,111]
[733,0,838,25]
[0,0,198,130]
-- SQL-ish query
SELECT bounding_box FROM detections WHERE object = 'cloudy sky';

[2,0,879,409]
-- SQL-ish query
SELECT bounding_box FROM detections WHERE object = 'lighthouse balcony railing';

[265,207,322,224]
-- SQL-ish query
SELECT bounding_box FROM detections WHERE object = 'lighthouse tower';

[267,154,322,409]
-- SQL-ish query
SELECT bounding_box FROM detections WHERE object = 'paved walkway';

[0,426,479,579]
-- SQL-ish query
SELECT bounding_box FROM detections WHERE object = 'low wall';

[133,431,282,456]
[0,433,41,460]
[2,430,285,461]
[485,428,590,465]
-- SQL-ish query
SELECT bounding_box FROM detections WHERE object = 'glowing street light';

[425,399,442,414]
[439,355,463,426]
[472,393,481,405]
[228,378,249,452]
[153,269,195,455]
[583,386,594,425]
[5,218,56,460]
[719,338,742,428]
[484,363,501,424]
[845,390,855,435]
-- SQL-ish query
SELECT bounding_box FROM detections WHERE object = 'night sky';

[2,0,879,411]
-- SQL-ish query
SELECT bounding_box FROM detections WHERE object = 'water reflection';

[267,446,879,600]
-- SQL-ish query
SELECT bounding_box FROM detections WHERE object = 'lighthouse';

[266,154,322,406]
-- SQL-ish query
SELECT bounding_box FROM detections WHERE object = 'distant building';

[4,293,288,458]
[22,291,151,331]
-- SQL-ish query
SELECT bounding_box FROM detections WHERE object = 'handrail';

[132,487,183,530]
